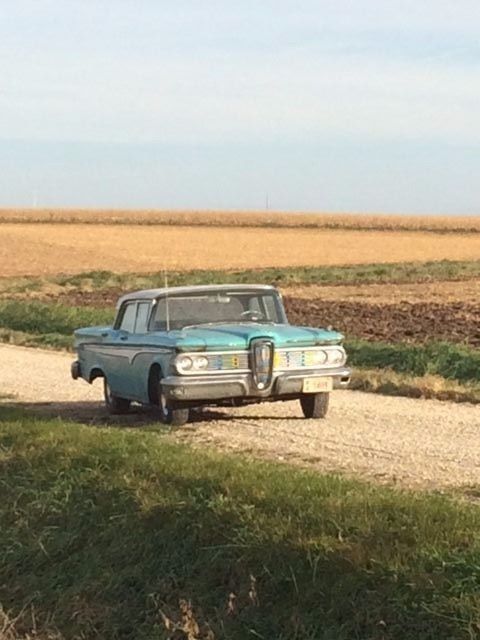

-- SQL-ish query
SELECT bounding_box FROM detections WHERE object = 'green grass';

[347,339,480,383]
[3,259,480,296]
[1,408,480,639]
[350,368,480,404]
[54,259,480,289]
[0,327,72,351]
[0,300,113,336]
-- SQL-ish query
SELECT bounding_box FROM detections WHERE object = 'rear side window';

[135,302,150,334]
[118,303,137,332]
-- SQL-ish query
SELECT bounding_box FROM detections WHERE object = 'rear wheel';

[104,378,131,415]
[300,392,329,419]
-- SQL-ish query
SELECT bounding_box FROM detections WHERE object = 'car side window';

[135,302,150,334]
[119,303,137,333]
[262,295,278,320]
[248,297,262,313]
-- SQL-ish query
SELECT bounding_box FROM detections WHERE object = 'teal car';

[71,284,351,425]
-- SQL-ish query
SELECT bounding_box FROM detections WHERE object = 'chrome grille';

[205,352,249,372]
[251,339,274,389]
[274,347,339,370]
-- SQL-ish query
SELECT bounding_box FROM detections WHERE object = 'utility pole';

[265,192,269,211]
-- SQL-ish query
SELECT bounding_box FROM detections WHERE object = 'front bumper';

[162,366,351,403]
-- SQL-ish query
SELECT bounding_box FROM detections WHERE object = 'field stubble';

[3,207,480,232]
[4,222,480,276]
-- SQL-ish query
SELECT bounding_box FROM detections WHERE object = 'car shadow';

[4,399,304,427]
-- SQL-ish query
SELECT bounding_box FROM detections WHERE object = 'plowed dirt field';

[32,278,480,346]
[283,280,480,345]
[285,299,480,345]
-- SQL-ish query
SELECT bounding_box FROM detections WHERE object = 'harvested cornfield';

[3,222,480,276]
[1,207,480,233]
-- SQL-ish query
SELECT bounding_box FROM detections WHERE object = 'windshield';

[149,290,286,331]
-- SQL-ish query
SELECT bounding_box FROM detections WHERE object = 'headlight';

[305,350,328,366]
[175,354,209,374]
[313,350,328,365]
[326,348,346,366]
[192,355,209,371]
[176,355,193,373]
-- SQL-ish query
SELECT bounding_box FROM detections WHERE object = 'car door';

[104,301,139,399]
[127,301,154,401]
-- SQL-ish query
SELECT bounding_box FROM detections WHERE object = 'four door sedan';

[71,284,351,425]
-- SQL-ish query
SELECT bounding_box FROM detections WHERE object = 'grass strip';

[350,368,480,404]
[0,300,113,336]
[2,259,480,296]
[347,339,480,383]
[0,327,72,351]
[1,408,480,639]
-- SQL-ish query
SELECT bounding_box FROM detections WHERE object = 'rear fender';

[88,366,105,384]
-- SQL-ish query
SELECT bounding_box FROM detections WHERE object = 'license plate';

[302,377,333,393]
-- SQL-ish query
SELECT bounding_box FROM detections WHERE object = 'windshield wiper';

[182,320,275,330]
[182,321,241,330]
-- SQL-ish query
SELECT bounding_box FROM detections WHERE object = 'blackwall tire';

[104,378,131,415]
[158,385,189,427]
[300,392,330,419]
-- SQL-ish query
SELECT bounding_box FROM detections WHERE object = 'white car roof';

[116,283,277,308]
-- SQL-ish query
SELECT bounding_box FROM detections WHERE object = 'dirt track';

[1,344,479,491]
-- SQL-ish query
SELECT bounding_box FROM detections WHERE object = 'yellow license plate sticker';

[302,377,333,393]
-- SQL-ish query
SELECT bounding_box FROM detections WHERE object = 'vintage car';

[71,284,351,425]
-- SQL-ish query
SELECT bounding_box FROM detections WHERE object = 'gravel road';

[1,344,479,491]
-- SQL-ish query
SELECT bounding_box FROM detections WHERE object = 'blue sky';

[1,1,479,214]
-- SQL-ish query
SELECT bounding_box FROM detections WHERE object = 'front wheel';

[104,379,131,415]
[300,392,329,419]
[158,385,189,426]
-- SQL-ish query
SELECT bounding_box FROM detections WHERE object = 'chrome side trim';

[81,344,172,364]
[274,346,344,353]
[179,349,249,356]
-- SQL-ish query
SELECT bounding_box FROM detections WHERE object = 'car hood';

[170,323,343,351]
